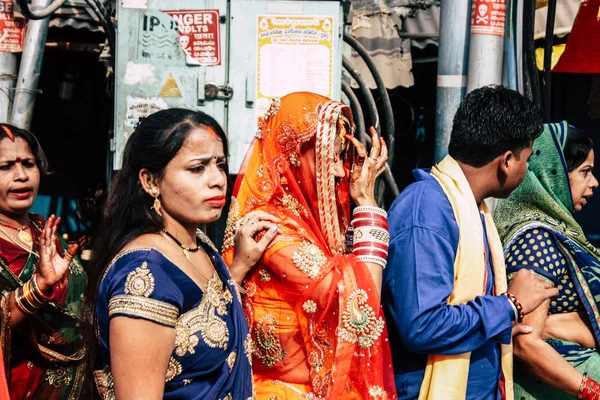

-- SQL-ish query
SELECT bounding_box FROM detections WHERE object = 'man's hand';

[507,268,559,315]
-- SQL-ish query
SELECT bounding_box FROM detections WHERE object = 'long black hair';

[564,125,594,172]
[82,108,228,397]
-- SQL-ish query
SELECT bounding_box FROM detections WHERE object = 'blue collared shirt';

[382,169,515,399]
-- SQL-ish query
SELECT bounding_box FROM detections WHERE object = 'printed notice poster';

[0,1,25,53]
[256,15,334,117]
[164,10,221,66]
[471,0,506,36]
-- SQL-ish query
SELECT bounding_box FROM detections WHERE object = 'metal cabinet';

[114,0,343,172]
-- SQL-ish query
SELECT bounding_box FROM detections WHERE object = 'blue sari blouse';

[94,234,253,400]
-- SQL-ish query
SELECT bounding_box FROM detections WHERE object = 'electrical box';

[114,0,344,172]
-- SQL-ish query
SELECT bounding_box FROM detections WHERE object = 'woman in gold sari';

[223,92,396,399]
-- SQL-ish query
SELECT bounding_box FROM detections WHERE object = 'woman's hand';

[229,211,280,284]
[345,127,388,207]
[36,215,78,296]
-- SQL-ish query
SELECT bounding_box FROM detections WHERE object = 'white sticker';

[122,0,147,9]
[123,62,157,85]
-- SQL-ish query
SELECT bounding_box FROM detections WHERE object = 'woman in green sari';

[0,124,86,399]
[495,121,600,399]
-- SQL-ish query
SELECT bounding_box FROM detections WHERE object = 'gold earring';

[149,189,162,217]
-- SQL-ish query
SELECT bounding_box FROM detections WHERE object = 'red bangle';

[580,377,600,400]
[351,214,388,226]
[503,292,524,323]
[353,247,388,259]
[353,241,389,251]
[351,219,389,229]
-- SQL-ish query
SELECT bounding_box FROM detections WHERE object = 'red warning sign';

[471,0,506,37]
[0,1,25,53]
[163,9,221,66]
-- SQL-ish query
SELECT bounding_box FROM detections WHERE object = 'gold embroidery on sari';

[368,385,386,399]
[124,262,155,297]
[337,289,385,349]
[226,350,237,372]
[303,300,317,313]
[174,273,233,356]
[68,258,84,275]
[220,394,233,400]
[196,229,218,253]
[45,367,72,387]
[183,378,192,385]
[223,197,241,250]
[165,357,182,382]
[254,314,287,367]
[292,241,326,279]
[259,269,271,282]
[108,295,179,327]
[279,194,308,217]
[244,333,253,366]
[93,367,115,400]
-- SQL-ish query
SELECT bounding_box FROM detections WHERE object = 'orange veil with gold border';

[222,92,396,399]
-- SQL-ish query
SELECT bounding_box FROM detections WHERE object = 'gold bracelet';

[14,287,35,315]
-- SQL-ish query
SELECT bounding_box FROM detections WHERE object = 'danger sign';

[471,0,506,37]
[0,0,25,53]
[163,9,221,66]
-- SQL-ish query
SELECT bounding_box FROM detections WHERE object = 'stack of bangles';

[351,206,389,269]
[502,292,524,323]
[14,275,53,315]
[579,374,600,400]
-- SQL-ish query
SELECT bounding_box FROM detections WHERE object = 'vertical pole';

[466,0,507,93]
[9,0,53,129]
[0,53,17,123]
[434,0,472,162]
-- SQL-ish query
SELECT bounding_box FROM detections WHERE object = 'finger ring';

[368,156,378,162]
[250,219,258,227]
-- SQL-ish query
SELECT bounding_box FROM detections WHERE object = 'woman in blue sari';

[495,121,600,399]
[84,109,279,399]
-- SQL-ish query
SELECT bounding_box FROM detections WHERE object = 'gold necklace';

[0,225,38,257]
[160,231,216,285]
[0,219,33,247]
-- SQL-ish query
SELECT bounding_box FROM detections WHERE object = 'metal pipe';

[341,80,399,200]
[523,0,541,103]
[466,0,506,93]
[10,0,53,129]
[542,0,557,122]
[341,79,365,142]
[434,0,472,162]
[0,54,18,123]
[342,55,379,141]
[343,32,395,166]
[17,0,67,20]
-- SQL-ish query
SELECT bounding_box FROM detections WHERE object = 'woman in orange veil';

[223,92,396,399]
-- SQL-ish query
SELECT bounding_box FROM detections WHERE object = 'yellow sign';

[158,73,182,97]
[256,15,335,117]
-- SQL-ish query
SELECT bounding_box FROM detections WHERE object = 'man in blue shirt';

[383,85,560,399]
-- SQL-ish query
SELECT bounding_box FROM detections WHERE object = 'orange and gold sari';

[223,92,396,399]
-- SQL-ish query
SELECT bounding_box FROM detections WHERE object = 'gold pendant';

[18,229,33,247]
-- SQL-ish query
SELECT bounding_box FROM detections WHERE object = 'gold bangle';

[23,280,44,309]
[32,274,53,302]
[14,288,35,315]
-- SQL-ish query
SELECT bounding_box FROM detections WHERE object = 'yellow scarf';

[418,155,513,400]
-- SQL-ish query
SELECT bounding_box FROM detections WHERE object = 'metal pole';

[542,0,557,122]
[10,0,53,129]
[0,53,18,123]
[434,0,472,162]
[466,0,507,93]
